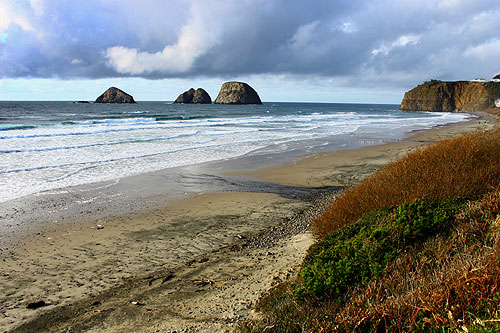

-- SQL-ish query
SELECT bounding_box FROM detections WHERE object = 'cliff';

[400,80,500,112]
[214,82,262,104]
[95,87,136,104]
[174,88,211,104]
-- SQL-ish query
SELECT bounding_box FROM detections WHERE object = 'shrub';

[314,129,500,238]
[296,211,394,302]
[393,199,450,242]
[296,199,465,301]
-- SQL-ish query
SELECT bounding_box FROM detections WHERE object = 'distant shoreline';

[0,99,402,105]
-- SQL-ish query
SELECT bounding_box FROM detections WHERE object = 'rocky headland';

[95,87,136,104]
[174,88,211,104]
[214,82,262,105]
[400,79,500,112]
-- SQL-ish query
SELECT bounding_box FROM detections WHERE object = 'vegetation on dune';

[243,190,500,332]
[241,129,500,332]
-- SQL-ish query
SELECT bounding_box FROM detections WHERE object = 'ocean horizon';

[0,101,473,203]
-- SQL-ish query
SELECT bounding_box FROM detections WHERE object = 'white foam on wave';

[71,117,156,125]
[0,131,202,154]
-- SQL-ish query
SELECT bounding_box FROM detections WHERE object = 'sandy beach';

[1,112,499,332]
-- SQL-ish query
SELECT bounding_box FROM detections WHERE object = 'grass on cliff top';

[313,128,500,239]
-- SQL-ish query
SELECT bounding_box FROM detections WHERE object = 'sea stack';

[95,87,136,104]
[214,82,262,105]
[174,88,211,104]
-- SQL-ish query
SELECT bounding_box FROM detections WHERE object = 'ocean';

[0,101,472,203]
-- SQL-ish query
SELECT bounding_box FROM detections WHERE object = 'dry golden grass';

[314,129,500,238]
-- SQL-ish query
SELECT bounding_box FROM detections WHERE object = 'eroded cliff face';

[400,80,500,112]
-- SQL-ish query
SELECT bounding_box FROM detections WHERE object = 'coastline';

[241,112,498,187]
[2,112,499,332]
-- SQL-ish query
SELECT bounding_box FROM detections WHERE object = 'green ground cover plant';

[296,199,464,303]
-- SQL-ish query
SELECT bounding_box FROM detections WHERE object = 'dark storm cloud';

[1,0,500,88]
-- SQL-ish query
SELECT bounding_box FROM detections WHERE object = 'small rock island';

[95,87,136,104]
[400,77,500,112]
[174,88,211,104]
[214,82,262,105]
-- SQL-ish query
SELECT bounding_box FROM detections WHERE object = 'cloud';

[372,34,421,56]
[0,1,35,31]
[0,0,500,90]
[288,21,320,51]
[106,3,219,75]
[71,58,84,65]
[29,0,45,16]
[465,39,500,61]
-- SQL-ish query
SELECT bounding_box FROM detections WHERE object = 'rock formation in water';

[214,82,262,104]
[174,88,211,104]
[399,80,500,112]
[95,87,136,104]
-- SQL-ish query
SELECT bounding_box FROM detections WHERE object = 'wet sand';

[2,192,310,332]
[2,112,499,332]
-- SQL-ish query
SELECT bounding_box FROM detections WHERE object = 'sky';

[1,0,500,103]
